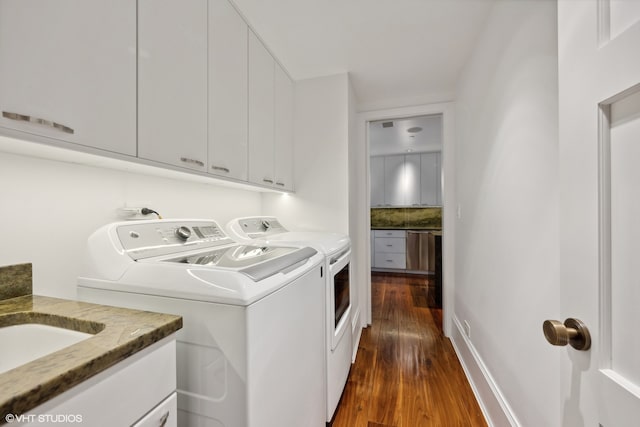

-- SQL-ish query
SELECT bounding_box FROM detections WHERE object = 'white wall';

[0,147,261,298]
[262,73,350,234]
[453,1,560,426]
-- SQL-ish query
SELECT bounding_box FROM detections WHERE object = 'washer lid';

[161,245,317,281]
[227,217,350,255]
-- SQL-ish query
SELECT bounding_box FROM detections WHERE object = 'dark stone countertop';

[0,264,182,420]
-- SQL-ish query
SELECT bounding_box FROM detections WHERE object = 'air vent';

[382,121,394,128]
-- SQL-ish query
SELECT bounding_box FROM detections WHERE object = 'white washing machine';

[77,219,326,427]
[225,216,352,422]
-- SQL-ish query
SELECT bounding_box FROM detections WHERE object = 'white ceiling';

[369,114,442,156]
[231,0,495,109]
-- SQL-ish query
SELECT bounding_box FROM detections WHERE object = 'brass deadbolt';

[543,318,591,351]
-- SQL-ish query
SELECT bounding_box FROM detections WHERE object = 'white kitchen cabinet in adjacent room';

[383,154,405,206]
[372,230,407,270]
[138,0,208,172]
[404,153,422,206]
[274,64,294,191]
[421,152,441,206]
[209,0,249,181]
[0,0,136,156]
[248,31,276,187]
[371,152,442,207]
[370,156,385,207]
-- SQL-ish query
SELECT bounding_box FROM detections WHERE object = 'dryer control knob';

[175,226,192,241]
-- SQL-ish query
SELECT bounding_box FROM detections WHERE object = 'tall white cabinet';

[138,0,208,172]
[0,0,136,156]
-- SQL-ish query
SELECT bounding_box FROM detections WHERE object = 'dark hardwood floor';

[331,273,487,427]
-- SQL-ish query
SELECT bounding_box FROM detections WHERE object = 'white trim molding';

[450,315,520,427]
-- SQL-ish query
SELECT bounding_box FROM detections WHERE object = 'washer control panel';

[116,220,232,260]
[237,217,287,238]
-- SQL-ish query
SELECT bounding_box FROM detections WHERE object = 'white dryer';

[226,216,352,422]
[77,219,325,427]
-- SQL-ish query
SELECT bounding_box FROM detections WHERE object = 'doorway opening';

[368,114,443,312]
[356,102,454,337]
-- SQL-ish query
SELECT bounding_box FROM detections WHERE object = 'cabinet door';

[0,0,136,155]
[404,153,421,206]
[209,0,248,180]
[274,64,294,191]
[370,156,385,207]
[248,31,275,186]
[420,152,441,205]
[384,154,405,206]
[138,0,208,172]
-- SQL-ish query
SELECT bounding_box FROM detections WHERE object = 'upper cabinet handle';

[263,178,274,184]
[2,111,74,134]
[211,165,230,173]
[180,157,204,167]
[275,182,285,187]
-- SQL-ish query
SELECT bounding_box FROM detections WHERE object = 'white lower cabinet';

[133,393,177,427]
[138,0,208,172]
[21,337,177,427]
[0,0,136,156]
[372,230,407,269]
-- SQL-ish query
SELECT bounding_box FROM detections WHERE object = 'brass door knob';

[543,318,591,351]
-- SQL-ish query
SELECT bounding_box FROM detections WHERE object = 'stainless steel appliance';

[406,230,435,272]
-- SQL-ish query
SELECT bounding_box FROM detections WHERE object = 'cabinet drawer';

[374,230,406,238]
[133,392,177,427]
[374,253,406,269]
[374,237,406,253]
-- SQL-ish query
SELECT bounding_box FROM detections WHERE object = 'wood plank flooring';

[330,273,487,427]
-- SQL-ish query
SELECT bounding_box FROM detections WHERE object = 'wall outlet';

[117,207,146,220]
[117,202,154,220]
[463,320,471,338]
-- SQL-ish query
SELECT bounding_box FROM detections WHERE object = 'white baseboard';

[450,315,520,427]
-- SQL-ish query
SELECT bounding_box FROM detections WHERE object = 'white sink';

[0,324,93,374]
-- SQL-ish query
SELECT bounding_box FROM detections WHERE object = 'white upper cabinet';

[371,152,441,207]
[370,156,385,207]
[383,155,405,206]
[248,31,276,186]
[420,152,441,206]
[404,153,421,206]
[209,0,248,180]
[0,0,136,155]
[138,0,208,172]
[0,0,295,191]
[274,64,294,191]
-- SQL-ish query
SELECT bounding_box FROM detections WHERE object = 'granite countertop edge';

[371,227,443,231]
[0,294,182,418]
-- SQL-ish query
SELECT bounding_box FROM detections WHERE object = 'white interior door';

[558,1,640,425]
